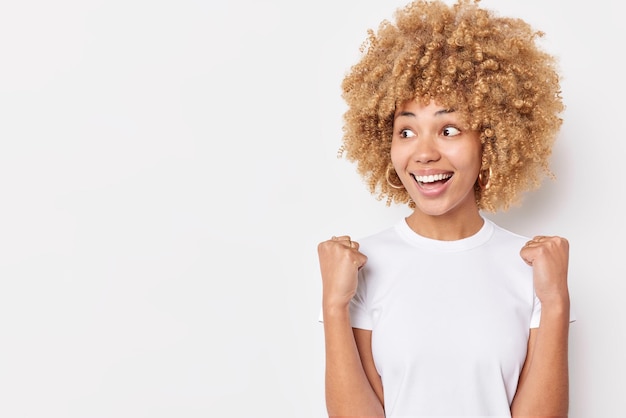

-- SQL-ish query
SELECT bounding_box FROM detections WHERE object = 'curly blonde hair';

[339,0,564,212]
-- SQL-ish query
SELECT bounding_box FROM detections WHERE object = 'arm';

[353,328,384,407]
[318,236,385,417]
[510,236,571,417]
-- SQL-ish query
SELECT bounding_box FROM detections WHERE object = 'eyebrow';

[394,108,455,119]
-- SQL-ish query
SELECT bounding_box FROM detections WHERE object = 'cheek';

[451,144,482,172]
[471,147,483,172]
[390,136,408,158]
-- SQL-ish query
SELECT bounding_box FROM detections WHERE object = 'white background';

[0,0,621,417]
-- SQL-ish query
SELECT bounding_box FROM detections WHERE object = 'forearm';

[323,304,385,417]
[511,301,570,417]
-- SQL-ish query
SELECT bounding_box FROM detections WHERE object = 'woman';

[317,0,574,416]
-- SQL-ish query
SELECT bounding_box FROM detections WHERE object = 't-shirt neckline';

[395,215,494,252]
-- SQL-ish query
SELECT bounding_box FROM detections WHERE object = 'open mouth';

[411,173,453,187]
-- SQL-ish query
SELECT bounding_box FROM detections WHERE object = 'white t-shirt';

[349,217,543,417]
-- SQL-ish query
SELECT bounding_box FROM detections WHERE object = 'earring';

[386,165,405,189]
[478,166,492,190]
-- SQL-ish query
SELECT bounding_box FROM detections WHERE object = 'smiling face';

[391,99,482,224]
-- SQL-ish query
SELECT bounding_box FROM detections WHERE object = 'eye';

[442,125,461,137]
[399,128,416,138]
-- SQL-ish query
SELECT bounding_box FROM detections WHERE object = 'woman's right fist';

[317,235,368,308]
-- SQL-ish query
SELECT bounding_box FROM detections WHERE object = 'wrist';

[322,289,354,310]
[540,296,571,322]
[539,291,570,310]
[322,300,351,317]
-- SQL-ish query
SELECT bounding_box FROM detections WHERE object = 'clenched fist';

[520,235,570,307]
[317,235,368,309]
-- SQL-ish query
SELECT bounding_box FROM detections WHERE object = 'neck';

[405,209,484,241]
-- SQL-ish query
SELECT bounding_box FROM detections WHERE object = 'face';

[390,99,482,218]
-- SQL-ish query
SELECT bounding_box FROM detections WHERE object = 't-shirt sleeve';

[530,293,542,329]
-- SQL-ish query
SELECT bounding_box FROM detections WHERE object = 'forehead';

[393,98,471,127]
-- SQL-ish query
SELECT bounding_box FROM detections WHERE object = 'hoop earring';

[386,165,405,189]
[478,167,492,190]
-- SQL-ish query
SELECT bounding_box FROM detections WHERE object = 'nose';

[412,134,440,163]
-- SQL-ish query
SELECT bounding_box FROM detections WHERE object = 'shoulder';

[485,218,530,248]
[356,221,406,253]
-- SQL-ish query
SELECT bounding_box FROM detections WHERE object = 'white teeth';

[414,173,452,183]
